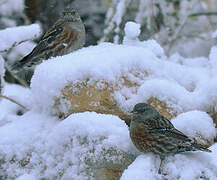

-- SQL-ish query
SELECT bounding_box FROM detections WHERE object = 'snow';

[162,146,217,180]
[120,111,217,180]
[0,0,24,16]
[212,29,217,38]
[7,41,36,64]
[16,174,37,180]
[31,39,213,114]
[0,24,41,52]
[123,22,165,58]
[1,20,217,179]
[209,46,217,72]
[0,98,134,179]
[124,22,141,39]
[172,111,216,144]
[120,154,161,180]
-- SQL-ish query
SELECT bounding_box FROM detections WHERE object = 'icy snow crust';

[1,21,217,179]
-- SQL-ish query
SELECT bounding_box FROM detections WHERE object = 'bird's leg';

[158,156,165,174]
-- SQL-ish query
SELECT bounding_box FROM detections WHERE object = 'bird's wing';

[148,115,175,130]
[41,19,65,42]
[21,22,64,62]
[148,124,190,142]
[150,128,211,153]
[148,114,190,140]
[11,20,65,70]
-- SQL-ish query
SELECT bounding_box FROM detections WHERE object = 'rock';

[56,76,177,126]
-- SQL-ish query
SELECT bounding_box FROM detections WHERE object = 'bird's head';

[131,103,159,122]
[132,103,157,114]
[62,8,81,22]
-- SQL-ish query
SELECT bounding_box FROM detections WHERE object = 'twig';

[166,14,189,55]
[0,94,27,109]
[189,12,217,17]
[0,39,32,53]
[166,1,199,55]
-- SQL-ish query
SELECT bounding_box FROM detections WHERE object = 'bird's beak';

[131,111,138,114]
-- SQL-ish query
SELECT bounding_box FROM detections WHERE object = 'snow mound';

[0,109,135,179]
[120,154,161,180]
[1,21,217,179]
[0,24,41,52]
[124,22,141,39]
[121,145,217,180]
[163,145,217,180]
[31,40,214,117]
[172,111,216,145]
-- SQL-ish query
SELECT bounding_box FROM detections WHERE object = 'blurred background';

[0,0,217,84]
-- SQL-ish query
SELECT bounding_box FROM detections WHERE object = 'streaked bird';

[11,8,85,71]
[130,103,211,173]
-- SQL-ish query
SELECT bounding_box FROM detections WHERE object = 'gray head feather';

[62,8,81,22]
[131,103,159,123]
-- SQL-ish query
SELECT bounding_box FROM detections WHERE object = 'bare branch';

[189,12,217,17]
[0,94,27,109]
[0,39,32,53]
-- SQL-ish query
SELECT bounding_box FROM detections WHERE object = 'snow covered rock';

[31,43,179,125]
[0,111,136,179]
[120,154,161,180]
[172,111,216,147]
[1,21,217,180]
[31,39,217,126]
[121,145,217,180]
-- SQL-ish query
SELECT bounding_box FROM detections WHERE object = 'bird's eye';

[58,27,63,31]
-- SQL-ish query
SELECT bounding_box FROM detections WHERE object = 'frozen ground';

[0,20,217,180]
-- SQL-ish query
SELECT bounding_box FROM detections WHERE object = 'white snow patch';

[212,29,217,38]
[7,41,36,63]
[16,174,37,180]
[123,22,164,58]
[0,109,134,179]
[0,84,32,127]
[120,154,161,180]
[0,24,41,52]
[124,22,141,39]
[0,0,24,15]
[209,46,217,73]
[30,40,217,115]
[172,111,216,143]
[1,21,217,179]
[163,147,217,180]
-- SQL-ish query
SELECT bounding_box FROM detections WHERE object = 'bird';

[130,103,211,173]
[11,8,85,71]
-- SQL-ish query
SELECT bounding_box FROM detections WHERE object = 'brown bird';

[130,103,211,173]
[11,8,85,71]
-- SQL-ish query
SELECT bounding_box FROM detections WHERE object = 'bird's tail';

[193,143,211,152]
[10,55,30,71]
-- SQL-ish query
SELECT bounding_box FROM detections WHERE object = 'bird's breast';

[130,122,155,153]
